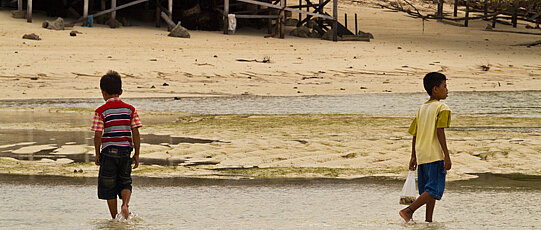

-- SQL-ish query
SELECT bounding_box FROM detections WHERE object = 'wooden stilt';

[332,0,337,41]
[464,0,469,27]
[280,0,285,38]
[268,0,272,34]
[354,13,357,35]
[492,13,497,28]
[299,0,302,23]
[483,0,488,16]
[155,4,160,27]
[27,0,32,23]
[437,0,443,18]
[453,0,457,17]
[112,0,117,19]
[83,0,89,26]
[512,0,517,28]
[344,13,347,30]
[318,0,323,29]
[18,0,22,11]
[168,0,173,19]
[224,0,229,34]
[101,0,106,11]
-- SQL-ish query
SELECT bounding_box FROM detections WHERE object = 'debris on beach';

[22,33,41,40]
[289,26,319,38]
[10,10,25,19]
[69,31,82,37]
[480,65,490,71]
[512,40,541,47]
[236,56,271,63]
[105,18,122,28]
[168,22,190,38]
[42,17,65,30]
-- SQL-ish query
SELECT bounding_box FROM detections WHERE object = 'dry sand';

[0,2,540,180]
[0,2,540,99]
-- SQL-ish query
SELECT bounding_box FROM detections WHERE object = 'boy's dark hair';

[423,72,447,95]
[100,70,122,95]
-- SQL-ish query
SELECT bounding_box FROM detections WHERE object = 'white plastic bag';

[228,14,237,34]
[399,170,418,205]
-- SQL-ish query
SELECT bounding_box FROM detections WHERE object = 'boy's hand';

[444,156,452,171]
[94,154,100,166]
[132,155,139,169]
[409,157,417,171]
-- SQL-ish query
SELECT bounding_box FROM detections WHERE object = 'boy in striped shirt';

[92,71,142,220]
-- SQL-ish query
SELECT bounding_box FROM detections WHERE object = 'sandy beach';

[0,1,540,181]
[0,2,540,99]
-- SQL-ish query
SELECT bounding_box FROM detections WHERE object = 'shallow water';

[1,91,540,117]
[0,129,222,163]
[0,174,540,229]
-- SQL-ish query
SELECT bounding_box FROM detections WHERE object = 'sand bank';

[0,107,539,181]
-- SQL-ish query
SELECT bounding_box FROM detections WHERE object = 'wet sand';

[1,107,540,181]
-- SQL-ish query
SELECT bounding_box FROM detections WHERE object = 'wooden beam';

[27,0,32,23]
[235,0,333,19]
[235,15,280,19]
[224,0,229,34]
[83,0,89,26]
[155,4,160,27]
[18,0,22,11]
[160,11,175,28]
[453,0,457,17]
[72,0,149,23]
[332,0,337,41]
[512,0,517,28]
[112,0,117,19]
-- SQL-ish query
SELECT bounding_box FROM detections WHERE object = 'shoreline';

[1,172,540,190]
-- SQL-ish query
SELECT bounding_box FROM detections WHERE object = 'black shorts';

[98,147,133,200]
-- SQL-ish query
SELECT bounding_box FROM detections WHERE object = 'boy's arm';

[409,136,417,170]
[436,128,452,170]
[94,131,103,165]
[132,127,140,169]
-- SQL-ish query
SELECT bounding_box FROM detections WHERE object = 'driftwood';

[487,29,541,36]
[512,40,541,47]
[380,0,540,27]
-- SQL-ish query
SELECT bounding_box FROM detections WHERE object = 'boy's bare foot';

[399,207,413,223]
[121,204,130,219]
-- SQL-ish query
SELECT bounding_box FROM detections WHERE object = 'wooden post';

[267,0,272,34]
[453,0,457,17]
[355,13,357,35]
[224,0,229,34]
[168,0,173,19]
[299,0,302,23]
[155,4,160,27]
[492,13,497,28]
[83,0,89,26]
[280,0,285,38]
[26,0,32,23]
[437,0,443,19]
[101,0,106,11]
[18,0,22,11]
[512,0,517,28]
[344,13,347,30]
[332,0,337,41]
[484,0,488,16]
[112,0,117,19]
[464,0,469,27]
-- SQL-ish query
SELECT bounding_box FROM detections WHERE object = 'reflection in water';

[0,174,539,229]
[0,129,222,164]
[1,90,540,116]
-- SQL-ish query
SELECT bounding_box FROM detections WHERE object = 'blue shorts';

[417,160,446,200]
[98,147,133,200]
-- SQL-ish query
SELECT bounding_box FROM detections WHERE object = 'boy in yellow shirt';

[399,72,452,223]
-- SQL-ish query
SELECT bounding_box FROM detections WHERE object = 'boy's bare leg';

[399,192,435,222]
[425,199,435,222]
[120,189,132,219]
[107,199,118,219]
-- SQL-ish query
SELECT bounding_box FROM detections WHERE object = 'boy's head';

[423,72,447,100]
[100,70,122,99]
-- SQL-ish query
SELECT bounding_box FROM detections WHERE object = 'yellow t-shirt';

[408,100,451,165]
